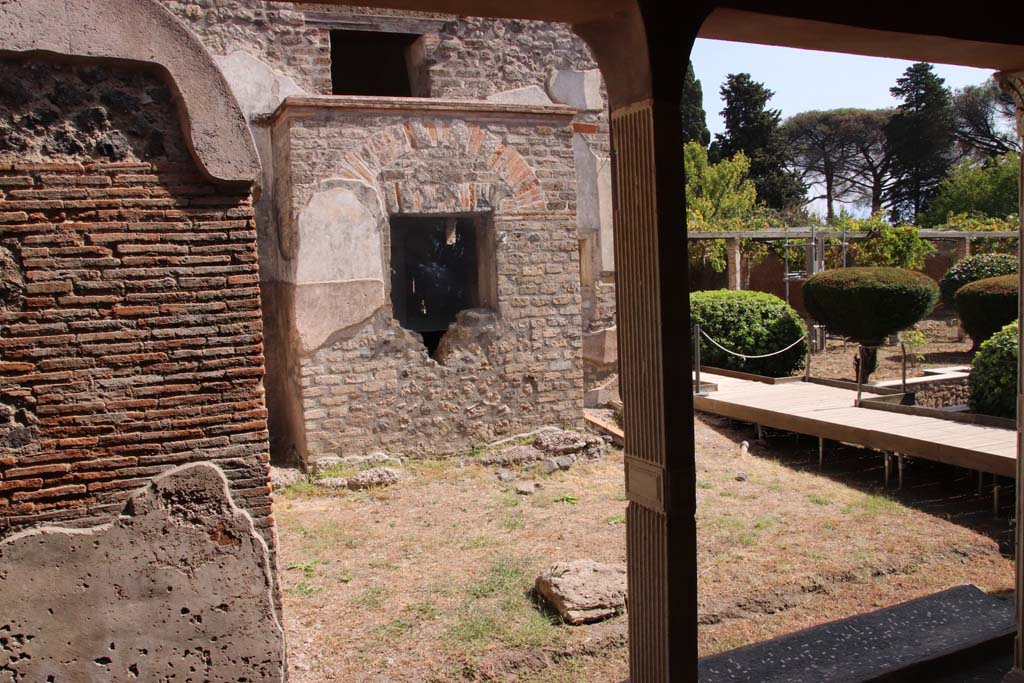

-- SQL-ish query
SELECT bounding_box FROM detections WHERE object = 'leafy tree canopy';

[920,152,1020,227]
[953,79,1020,160]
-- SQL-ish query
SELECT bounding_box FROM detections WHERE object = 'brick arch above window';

[335,120,547,213]
[0,0,259,185]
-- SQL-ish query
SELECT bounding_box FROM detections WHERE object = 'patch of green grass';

[287,581,320,598]
[807,493,831,506]
[553,493,579,505]
[710,516,744,532]
[294,522,363,556]
[753,516,776,531]
[286,559,320,579]
[377,618,415,639]
[369,558,399,570]
[448,557,561,652]
[856,493,901,515]
[334,571,353,583]
[607,514,626,526]
[737,532,756,546]
[354,585,387,609]
[503,513,526,531]
[405,601,440,620]
[697,480,713,490]
[314,463,359,480]
[277,480,320,498]
[462,536,497,550]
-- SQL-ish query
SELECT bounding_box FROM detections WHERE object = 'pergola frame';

[260,2,1024,680]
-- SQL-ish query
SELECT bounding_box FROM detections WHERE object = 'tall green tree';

[681,61,710,147]
[709,73,805,211]
[783,109,861,223]
[839,109,897,213]
[921,151,1020,226]
[953,80,1020,160]
[885,63,956,224]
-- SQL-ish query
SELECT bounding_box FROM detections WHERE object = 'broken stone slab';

[538,458,561,475]
[310,453,401,475]
[533,428,608,461]
[346,467,401,490]
[495,468,516,482]
[554,455,576,470]
[535,560,627,625]
[515,481,539,496]
[269,465,305,490]
[0,463,285,681]
[319,477,349,489]
[479,444,542,467]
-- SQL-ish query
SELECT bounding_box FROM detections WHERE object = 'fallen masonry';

[535,559,628,625]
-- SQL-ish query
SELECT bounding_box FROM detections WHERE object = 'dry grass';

[811,316,972,382]
[275,414,1012,682]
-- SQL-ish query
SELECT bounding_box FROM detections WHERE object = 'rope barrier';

[698,328,806,360]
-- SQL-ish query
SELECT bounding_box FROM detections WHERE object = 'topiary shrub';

[939,253,1017,308]
[803,267,938,380]
[690,290,807,377]
[969,320,1018,419]
[955,274,1019,348]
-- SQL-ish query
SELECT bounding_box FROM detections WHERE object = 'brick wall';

[269,103,583,460]
[0,60,274,566]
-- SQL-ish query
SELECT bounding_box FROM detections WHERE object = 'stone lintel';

[271,95,577,126]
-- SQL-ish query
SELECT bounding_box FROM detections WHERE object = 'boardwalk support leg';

[979,471,986,496]
[898,454,905,490]
[994,483,1001,518]
[756,424,763,442]
[884,453,891,488]
[818,437,824,469]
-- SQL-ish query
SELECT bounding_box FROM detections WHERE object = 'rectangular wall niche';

[389,214,497,357]
[330,30,422,96]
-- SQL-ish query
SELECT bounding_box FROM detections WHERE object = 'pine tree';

[680,61,710,147]
[885,63,956,224]
[709,73,804,210]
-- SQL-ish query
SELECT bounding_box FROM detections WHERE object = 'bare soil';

[810,315,973,383]
[274,414,1012,682]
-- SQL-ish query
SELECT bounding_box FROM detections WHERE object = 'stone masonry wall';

[271,105,582,459]
[0,60,274,567]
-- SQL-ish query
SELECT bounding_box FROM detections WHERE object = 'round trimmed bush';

[803,267,938,343]
[690,290,807,377]
[969,320,1018,419]
[803,267,938,380]
[939,253,1017,308]
[955,274,1019,347]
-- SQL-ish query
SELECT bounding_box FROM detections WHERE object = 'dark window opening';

[390,215,496,358]
[330,30,420,96]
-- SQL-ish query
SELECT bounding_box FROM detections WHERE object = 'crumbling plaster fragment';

[485,85,554,106]
[294,183,387,353]
[547,69,604,112]
[215,51,306,120]
[573,134,614,272]
[0,463,285,682]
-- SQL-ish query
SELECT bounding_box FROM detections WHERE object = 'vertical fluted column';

[996,70,1024,683]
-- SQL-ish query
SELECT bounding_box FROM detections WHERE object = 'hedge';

[939,253,1017,308]
[690,290,807,377]
[955,274,1019,347]
[969,320,1018,419]
[802,267,938,344]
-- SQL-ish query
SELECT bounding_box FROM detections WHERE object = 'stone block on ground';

[535,560,627,625]
[533,429,608,461]
[346,467,401,490]
[515,481,539,495]
[269,465,305,490]
[480,444,542,467]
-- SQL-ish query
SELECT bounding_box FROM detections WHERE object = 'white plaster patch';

[547,69,604,111]
[296,187,384,284]
[215,51,306,119]
[573,135,614,271]
[485,85,554,106]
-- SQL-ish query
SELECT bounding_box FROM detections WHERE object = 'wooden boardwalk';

[693,371,1017,478]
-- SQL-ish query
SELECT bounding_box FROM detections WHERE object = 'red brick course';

[0,162,273,558]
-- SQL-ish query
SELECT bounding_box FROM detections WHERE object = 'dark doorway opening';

[330,30,420,96]
[389,215,496,358]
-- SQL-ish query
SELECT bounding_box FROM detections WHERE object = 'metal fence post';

[694,324,703,396]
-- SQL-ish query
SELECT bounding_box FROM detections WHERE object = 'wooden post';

[818,437,824,469]
[726,237,742,290]
[898,454,905,490]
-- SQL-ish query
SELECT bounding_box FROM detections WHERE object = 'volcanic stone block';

[0,463,286,682]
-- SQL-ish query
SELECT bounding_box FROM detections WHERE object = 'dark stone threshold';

[698,584,1014,683]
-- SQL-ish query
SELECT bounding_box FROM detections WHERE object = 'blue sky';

[691,38,998,139]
